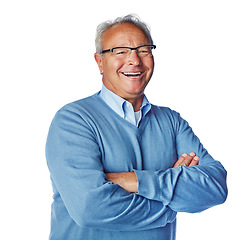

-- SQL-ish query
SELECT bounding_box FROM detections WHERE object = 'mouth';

[121,72,143,79]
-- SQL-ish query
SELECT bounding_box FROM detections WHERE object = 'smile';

[121,72,143,78]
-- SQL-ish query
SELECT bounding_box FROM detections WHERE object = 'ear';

[94,53,104,74]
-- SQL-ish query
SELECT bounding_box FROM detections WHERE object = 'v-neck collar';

[95,93,151,132]
[99,84,151,127]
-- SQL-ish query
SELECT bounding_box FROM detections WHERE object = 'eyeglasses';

[101,45,156,58]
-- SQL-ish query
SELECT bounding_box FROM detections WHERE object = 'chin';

[124,88,145,98]
[126,82,148,95]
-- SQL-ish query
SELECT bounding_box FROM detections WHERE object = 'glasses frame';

[100,44,156,56]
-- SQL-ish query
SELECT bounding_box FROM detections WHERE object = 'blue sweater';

[46,92,227,240]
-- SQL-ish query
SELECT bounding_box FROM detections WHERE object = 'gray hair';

[95,14,153,54]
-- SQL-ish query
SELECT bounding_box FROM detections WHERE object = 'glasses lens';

[137,46,153,57]
[112,48,130,56]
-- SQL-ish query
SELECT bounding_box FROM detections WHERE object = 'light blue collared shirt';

[99,84,151,127]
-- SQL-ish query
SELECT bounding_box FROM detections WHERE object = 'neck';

[102,81,144,112]
[126,94,144,112]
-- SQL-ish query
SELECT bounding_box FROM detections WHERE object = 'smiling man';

[46,15,227,240]
[95,22,155,112]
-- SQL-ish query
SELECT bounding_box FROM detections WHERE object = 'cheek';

[103,58,124,74]
[145,59,154,75]
[113,60,125,73]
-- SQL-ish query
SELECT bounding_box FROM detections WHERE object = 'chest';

[95,116,178,173]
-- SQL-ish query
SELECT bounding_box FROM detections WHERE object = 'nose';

[127,50,142,66]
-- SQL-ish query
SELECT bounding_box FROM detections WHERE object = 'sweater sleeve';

[46,105,176,231]
[134,110,228,213]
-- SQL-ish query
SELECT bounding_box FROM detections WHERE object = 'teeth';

[123,72,141,76]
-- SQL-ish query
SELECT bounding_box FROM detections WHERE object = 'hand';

[106,172,138,193]
[173,152,199,168]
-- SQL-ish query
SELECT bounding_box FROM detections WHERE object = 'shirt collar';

[99,84,151,123]
[100,84,126,118]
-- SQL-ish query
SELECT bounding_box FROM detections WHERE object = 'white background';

[1,0,239,239]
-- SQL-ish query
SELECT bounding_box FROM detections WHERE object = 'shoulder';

[62,93,100,111]
[149,104,188,132]
[51,92,105,126]
[150,104,180,119]
[56,92,105,116]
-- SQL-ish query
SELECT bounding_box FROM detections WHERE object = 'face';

[95,23,154,102]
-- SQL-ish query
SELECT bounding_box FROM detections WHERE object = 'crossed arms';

[106,152,200,193]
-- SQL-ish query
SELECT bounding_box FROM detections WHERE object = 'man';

[46,14,227,240]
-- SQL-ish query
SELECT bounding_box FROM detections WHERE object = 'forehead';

[102,23,149,48]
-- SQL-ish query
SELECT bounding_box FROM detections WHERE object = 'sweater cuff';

[134,169,162,200]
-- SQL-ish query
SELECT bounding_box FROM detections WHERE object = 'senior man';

[46,15,227,240]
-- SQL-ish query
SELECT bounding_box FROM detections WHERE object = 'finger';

[189,156,200,167]
[173,153,187,168]
[182,152,196,166]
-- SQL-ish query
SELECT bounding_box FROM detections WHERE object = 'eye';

[113,48,129,55]
[138,47,150,53]
[116,51,126,55]
[139,50,149,53]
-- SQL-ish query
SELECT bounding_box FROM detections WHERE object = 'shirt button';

[126,103,130,108]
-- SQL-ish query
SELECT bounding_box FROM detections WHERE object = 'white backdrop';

[1,1,239,239]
